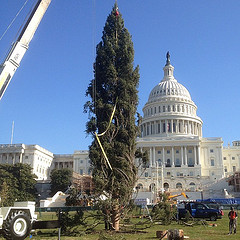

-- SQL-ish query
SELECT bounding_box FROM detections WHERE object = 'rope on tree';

[95,101,117,171]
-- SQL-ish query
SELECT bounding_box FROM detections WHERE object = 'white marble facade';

[0,55,239,192]
[0,144,53,180]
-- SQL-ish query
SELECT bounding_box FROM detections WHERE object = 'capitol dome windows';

[173,123,176,132]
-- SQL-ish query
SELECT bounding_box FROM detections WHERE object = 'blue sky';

[0,0,240,154]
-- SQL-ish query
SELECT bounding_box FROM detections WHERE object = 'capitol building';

[136,53,223,192]
[0,53,240,194]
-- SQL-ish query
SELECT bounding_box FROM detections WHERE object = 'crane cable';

[0,0,30,41]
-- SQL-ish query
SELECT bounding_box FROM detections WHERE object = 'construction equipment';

[0,201,37,240]
[168,192,189,201]
[0,1,51,239]
[167,192,189,204]
[0,0,51,100]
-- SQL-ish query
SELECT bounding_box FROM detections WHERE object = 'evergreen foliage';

[0,163,37,206]
[151,193,177,225]
[50,168,72,195]
[85,3,147,229]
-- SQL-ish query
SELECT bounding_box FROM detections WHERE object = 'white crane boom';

[0,0,51,100]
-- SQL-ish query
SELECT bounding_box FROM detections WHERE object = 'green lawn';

[0,210,238,240]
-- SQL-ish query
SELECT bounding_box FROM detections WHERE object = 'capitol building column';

[162,147,165,166]
[184,146,187,166]
[153,147,156,167]
[149,147,152,167]
[181,146,184,166]
[194,146,197,166]
[172,147,175,166]
[165,120,168,133]
[197,146,200,165]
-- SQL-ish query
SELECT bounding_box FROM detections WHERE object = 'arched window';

[164,182,169,189]
[136,183,143,191]
[189,182,196,191]
[149,183,156,192]
[176,182,182,189]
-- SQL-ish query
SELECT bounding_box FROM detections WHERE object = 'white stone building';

[223,140,240,177]
[53,150,91,176]
[0,145,91,181]
[136,54,224,192]
[0,144,53,180]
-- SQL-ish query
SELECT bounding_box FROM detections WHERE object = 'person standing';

[228,207,238,235]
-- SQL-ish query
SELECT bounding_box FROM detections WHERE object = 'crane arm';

[168,192,189,200]
[0,0,51,100]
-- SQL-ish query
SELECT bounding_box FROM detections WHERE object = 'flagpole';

[10,121,14,145]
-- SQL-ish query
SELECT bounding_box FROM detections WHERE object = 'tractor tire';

[2,210,31,240]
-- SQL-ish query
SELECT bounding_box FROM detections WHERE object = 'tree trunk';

[111,205,120,231]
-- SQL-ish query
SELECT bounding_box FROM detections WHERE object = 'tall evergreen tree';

[85,4,146,230]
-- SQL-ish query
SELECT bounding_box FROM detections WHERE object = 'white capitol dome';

[148,77,191,103]
[141,52,203,138]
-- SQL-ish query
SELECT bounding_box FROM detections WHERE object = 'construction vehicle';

[0,0,51,100]
[0,201,37,240]
[168,192,189,201]
[0,1,51,239]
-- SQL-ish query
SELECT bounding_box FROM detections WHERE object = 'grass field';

[0,210,239,240]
